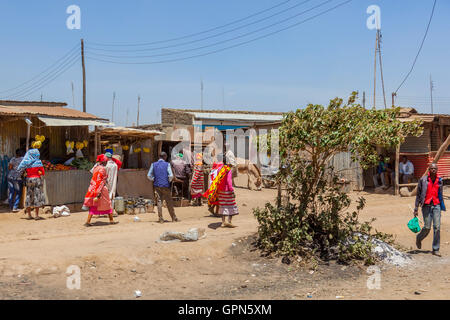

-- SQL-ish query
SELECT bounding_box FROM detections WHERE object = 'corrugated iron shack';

[0,100,110,205]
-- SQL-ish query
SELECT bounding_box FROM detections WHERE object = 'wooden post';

[26,123,31,152]
[395,145,400,195]
[277,183,282,208]
[81,39,86,113]
[94,126,98,157]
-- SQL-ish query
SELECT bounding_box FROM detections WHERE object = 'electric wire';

[87,0,293,47]
[5,54,80,100]
[0,44,80,95]
[86,0,352,65]
[86,0,315,53]
[394,0,437,93]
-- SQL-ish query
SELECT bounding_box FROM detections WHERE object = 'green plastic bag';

[407,216,421,233]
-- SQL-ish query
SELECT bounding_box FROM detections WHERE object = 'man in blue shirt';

[148,152,179,223]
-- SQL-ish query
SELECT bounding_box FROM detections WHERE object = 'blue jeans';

[417,204,441,251]
[7,179,22,210]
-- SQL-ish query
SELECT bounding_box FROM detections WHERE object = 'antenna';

[201,80,204,111]
[430,75,434,114]
[71,81,75,108]
[112,91,116,122]
[137,95,141,126]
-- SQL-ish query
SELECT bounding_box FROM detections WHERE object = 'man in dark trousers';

[148,152,179,223]
[414,163,446,256]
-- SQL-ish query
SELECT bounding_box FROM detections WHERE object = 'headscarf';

[96,154,107,163]
[17,148,43,171]
[105,152,113,158]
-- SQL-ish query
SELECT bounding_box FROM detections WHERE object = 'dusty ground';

[0,186,450,300]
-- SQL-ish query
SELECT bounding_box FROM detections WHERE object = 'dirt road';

[0,187,449,300]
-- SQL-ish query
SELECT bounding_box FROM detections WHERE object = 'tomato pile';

[42,160,76,171]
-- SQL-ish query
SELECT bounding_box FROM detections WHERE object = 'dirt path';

[0,187,449,300]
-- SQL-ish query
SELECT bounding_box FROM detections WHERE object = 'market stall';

[91,126,162,201]
[0,100,111,205]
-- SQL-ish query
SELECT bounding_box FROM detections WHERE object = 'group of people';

[8,140,238,228]
[147,150,239,227]
[373,155,415,189]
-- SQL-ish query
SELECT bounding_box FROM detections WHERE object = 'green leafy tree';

[254,92,423,264]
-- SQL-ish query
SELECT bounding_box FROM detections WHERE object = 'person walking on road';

[414,163,446,257]
[148,152,179,223]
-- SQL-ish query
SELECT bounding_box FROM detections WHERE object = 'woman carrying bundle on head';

[17,141,46,220]
[83,154,118,227]
[190,153,204,206]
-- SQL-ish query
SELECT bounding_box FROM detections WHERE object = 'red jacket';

[26,166,45,179]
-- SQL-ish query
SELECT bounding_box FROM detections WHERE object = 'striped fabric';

[218,190,239,216]
[191,166,204,198]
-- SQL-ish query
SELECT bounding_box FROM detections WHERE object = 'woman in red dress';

[83,155,118,226]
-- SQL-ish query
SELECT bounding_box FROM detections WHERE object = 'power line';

[86,0,352,65]
[86,0,333,60]
[4,52,80,100]
[394,0,437,93]
[88,0,293,47]
[7,56,80,100]
[0,44,80,95]
[87,0,314,53]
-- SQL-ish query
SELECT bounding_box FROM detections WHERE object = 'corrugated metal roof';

[187,111,283,122]
[38,116,113,127]
[0,105,103,120]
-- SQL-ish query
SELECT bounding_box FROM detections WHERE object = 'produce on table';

[42,160,75,171]
[70,158,95,171]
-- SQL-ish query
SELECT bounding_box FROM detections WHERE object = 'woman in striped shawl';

[203,163,239,227]
[190,153,204,206]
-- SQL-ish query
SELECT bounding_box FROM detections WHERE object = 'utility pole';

[363,91,366,108]
[111,92,116,122]
[137,95,141,127]
[81,39,86,113]
[222,86,225,109]
[377,30,387,109]
[373,30,378,109]
[71,82,75,108]
[430,75,434,114]
[392,92,396,108]
[201,80,204,111]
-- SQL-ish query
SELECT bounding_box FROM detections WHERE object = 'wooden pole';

[137,95,141,127]
[377,30,387,109]
[26,123,31,152]
[395,145,400,195]
[94,126,98,157]
[373,31,378,109]
[81,39,86,113]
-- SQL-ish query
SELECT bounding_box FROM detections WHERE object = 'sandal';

[34,216,44,221]
[109,221,119,225]
[84,223,93,227]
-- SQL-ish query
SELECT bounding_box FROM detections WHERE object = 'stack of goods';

[42,160,75,171]
[124,197,153,214]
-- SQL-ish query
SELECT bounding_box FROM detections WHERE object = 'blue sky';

[0,0,449,125]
